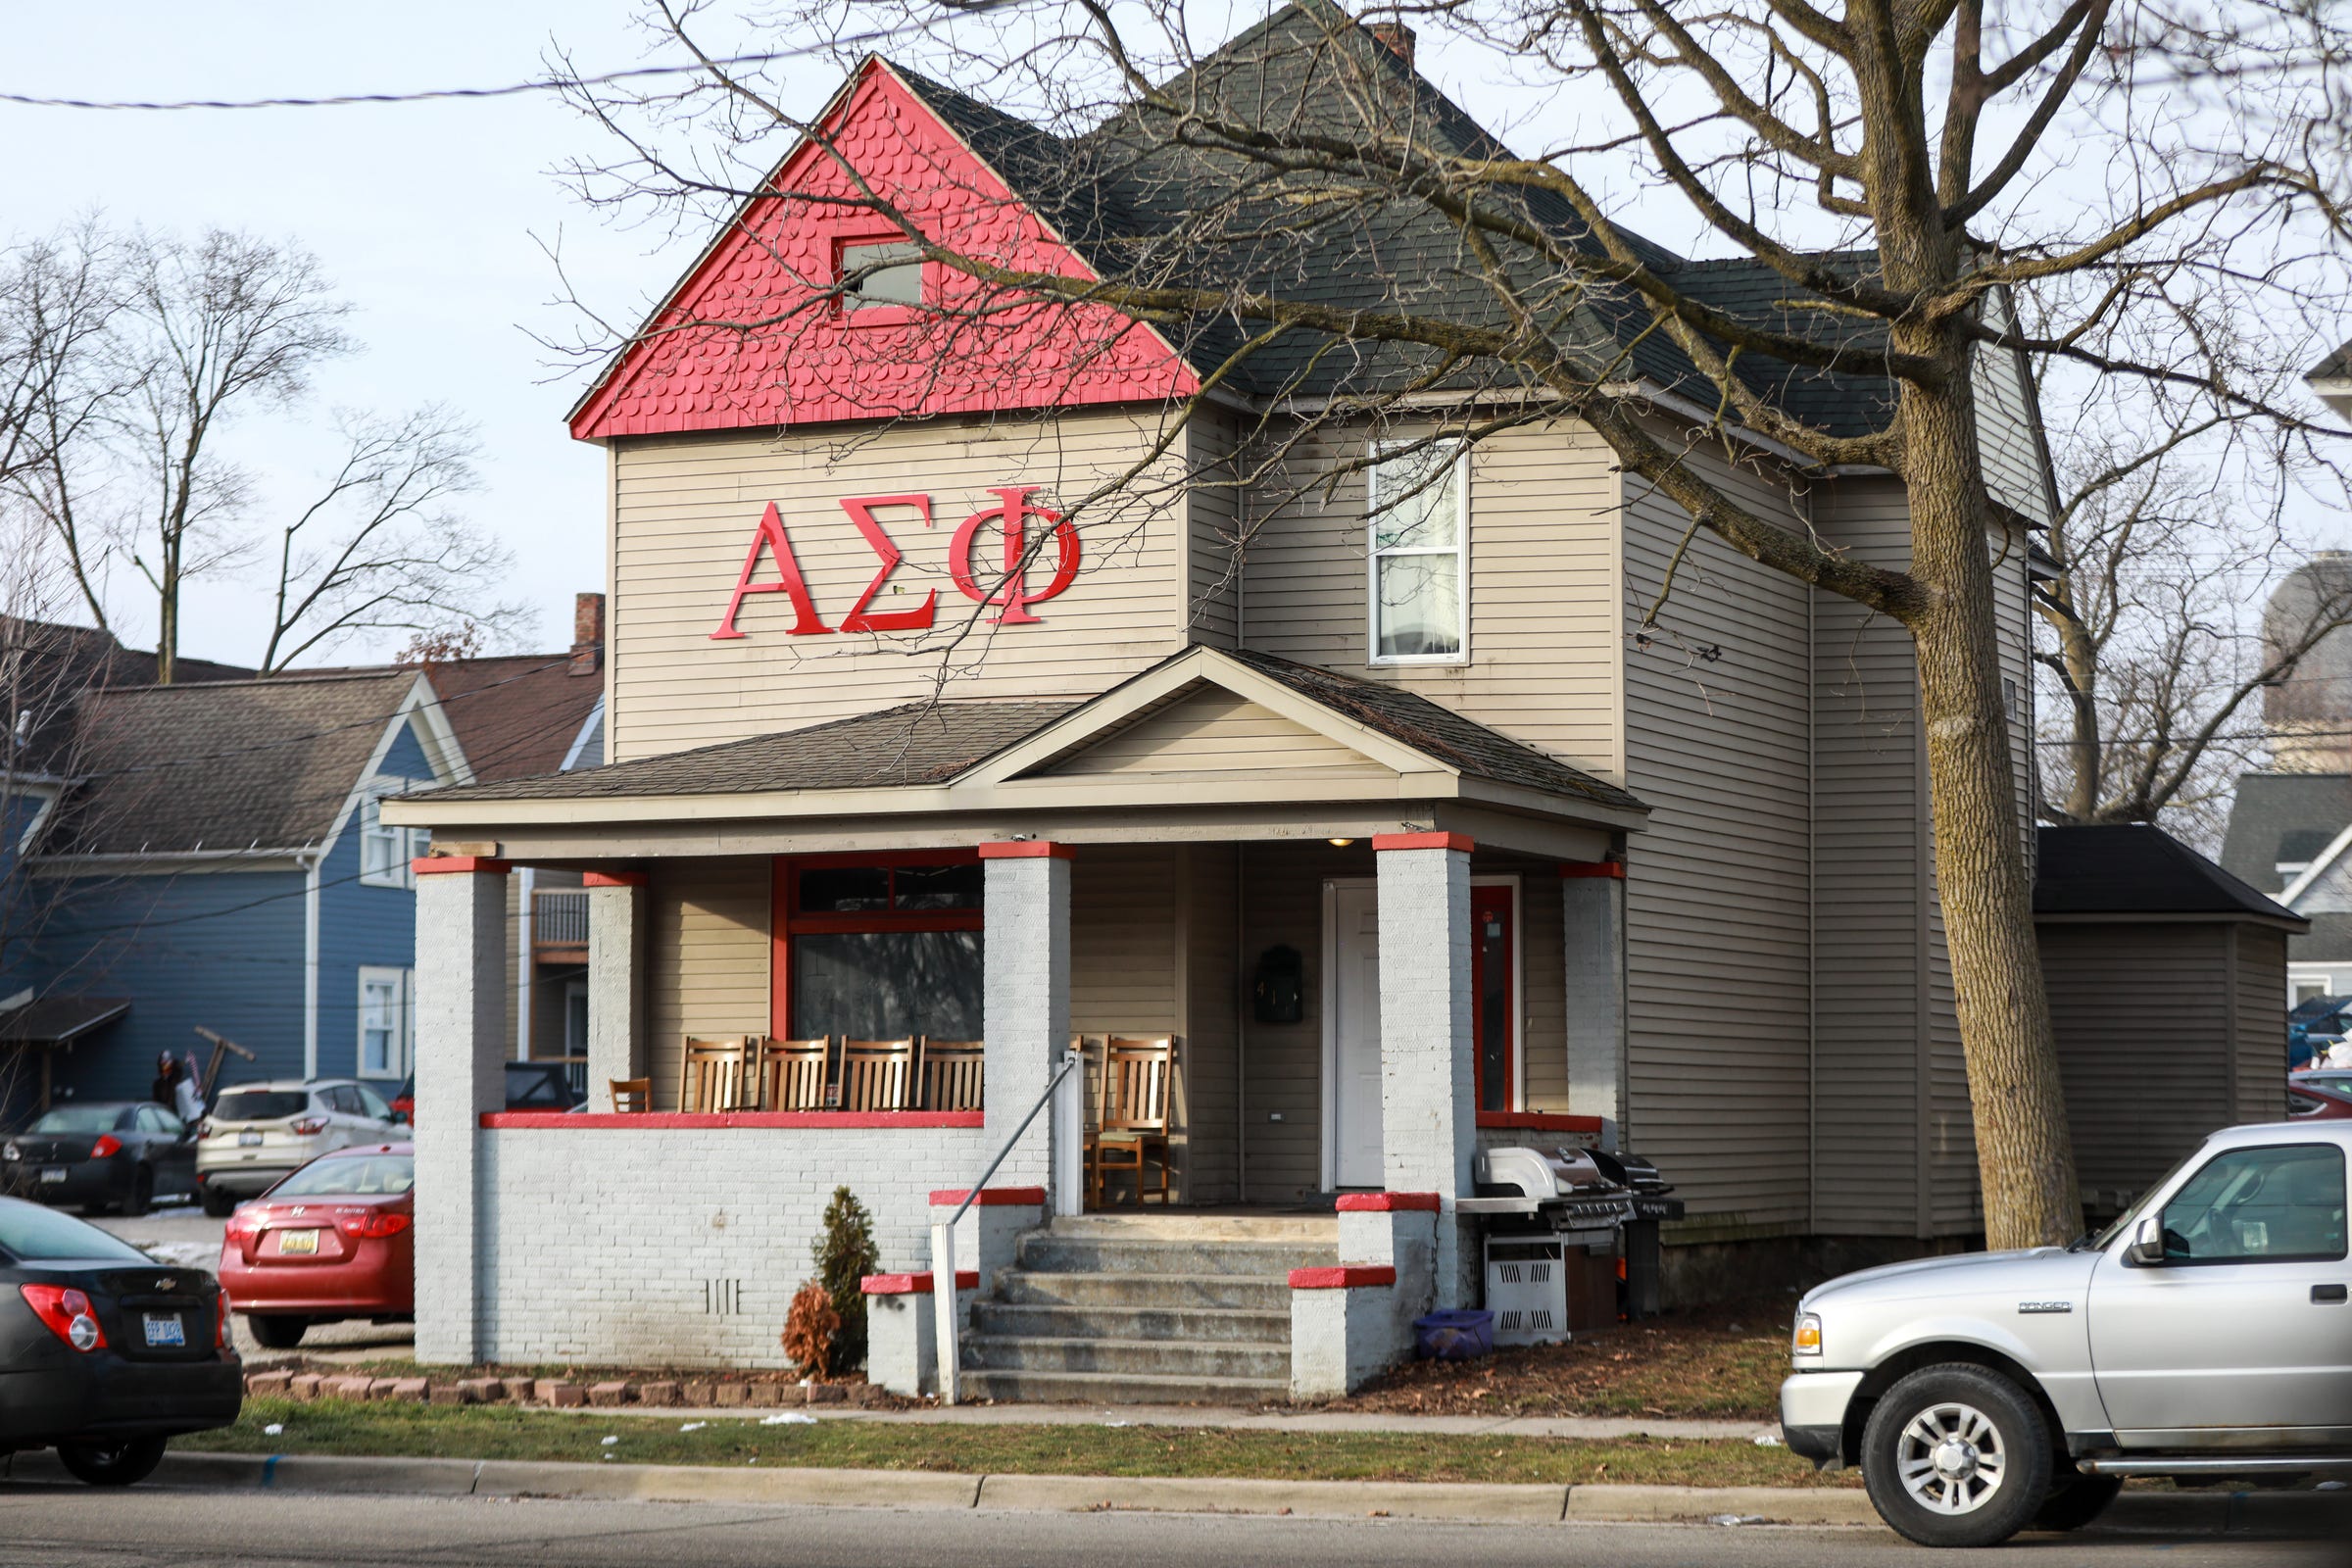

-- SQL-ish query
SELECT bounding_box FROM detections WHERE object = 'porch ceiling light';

[1327,838,1356,847]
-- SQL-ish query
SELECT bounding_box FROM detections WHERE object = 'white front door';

[1326,880,1384,1189]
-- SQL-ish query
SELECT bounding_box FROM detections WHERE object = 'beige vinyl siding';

[1185,414,1242,648]
[607,411,1195,762]
[1044,688,1383,777]
[1238,417,1624,784]
[1973,292,2054,525]
[647,858,771,1109]
[2233,925,2291,1123]
[1620,442,1813,1235]
[1991,517,2036,858]
[1236,839,1365,1200]
[2039,920,2236,1207]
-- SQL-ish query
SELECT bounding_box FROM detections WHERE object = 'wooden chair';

[678,1035,752,1113]
[750,1037,833,1111]
[1088,1035,1174,1207]
[916,1039,985,1112]
[609,1077,652,1114]
[838,1038,915,1112]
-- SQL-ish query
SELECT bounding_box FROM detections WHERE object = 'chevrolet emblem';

[156,1278,175,1292]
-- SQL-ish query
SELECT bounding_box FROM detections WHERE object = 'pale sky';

[0,4,833,668]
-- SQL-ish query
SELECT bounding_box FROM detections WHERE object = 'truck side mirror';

[2125,1214,2166,1266]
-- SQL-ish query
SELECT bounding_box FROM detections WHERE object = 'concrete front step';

[970,1299,1293,1345]
[963,1333,1292,1381]
[956,1367,1291,1406]
[995,1268,1294,1312]
[1047,1212,1336,1244]
[1013,1234,1337,1278]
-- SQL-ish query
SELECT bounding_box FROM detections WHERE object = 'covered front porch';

[392,648,1647,1389]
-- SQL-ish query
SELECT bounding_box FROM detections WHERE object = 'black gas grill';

[1462,1145,1685,1321]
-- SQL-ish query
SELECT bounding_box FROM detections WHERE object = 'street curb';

[3,1450,2342,1534]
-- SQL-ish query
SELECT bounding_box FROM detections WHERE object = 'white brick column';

[412,856,508,1365]
[584,870,650,1105]
[980,842,1070,1207]
[1372,832,1477,1307]
[1561,861,1629,1150]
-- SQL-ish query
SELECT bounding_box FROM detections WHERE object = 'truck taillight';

[289,1118,327,1136]
[337,1212,412,1240]
[19,1284,107,1352]
[89,1135,122,1159]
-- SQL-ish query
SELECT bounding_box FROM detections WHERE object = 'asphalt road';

[0,1487,2341,1568]
[88,1202,415,1363]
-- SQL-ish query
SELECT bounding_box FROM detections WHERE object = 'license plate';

[142,1313,184,1348]
[238,1131,263,1148]
[38,1166,66,1185]
[277,1229,319,1255]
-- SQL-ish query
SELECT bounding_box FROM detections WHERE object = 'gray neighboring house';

[2218,772,2352,1003]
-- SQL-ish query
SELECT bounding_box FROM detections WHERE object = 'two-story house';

[390,3,2049,1395]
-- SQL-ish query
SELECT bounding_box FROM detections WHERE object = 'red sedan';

[217,1144,413,1349]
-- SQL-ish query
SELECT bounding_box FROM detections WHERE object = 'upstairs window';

[1368,440,1469,663]
[359,783,429,888]
[839,239,925,313]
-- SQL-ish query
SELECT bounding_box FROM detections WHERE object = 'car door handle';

[2316,1284,2349,1304]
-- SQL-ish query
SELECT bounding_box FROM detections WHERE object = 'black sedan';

[0,1197,241,1485]
[1,1102,198,1216]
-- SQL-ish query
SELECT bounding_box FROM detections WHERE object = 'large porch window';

[772,853,984,1042]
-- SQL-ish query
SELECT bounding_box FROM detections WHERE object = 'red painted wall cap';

[1287,1264,1398,1290]
[1333,1192,1443,1212]
[928,1187,1049,1207]
[977,841,1072,859]
[1370,832,1474,855]
[412,856,511,877]
[859,1270,980,1295]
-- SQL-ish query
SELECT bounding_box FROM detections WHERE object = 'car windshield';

[2077,1149,2204,1251]
[213,1090,311,1123]
[0,1200,151,1263]
[270,1154,414,1198]
[24,1105,126,1135]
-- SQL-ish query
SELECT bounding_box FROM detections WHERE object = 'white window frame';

[358,966,414,1080]
[1365,438,1471,667]
[358,780,430,888]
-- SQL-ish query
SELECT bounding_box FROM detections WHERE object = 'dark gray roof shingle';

[51,670,424,857]
[419,700,1083,806]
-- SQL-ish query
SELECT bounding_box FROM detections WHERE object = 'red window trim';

[482,1110,983,1131]
[769,851,984,1039]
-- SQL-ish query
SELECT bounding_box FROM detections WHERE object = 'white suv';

[195,1079,403,1216]
[1782,1120,2351,1546]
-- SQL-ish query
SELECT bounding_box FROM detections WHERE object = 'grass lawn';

[182,1398,1854,1489]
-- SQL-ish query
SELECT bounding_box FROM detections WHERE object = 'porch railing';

[532,889,590,951]
[931,1046,1080,1405]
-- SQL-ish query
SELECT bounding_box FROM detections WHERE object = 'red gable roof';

[570,60,1197,442]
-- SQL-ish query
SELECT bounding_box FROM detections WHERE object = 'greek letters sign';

[710,486,1081,640]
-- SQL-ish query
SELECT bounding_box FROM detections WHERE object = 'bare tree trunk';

[1908,392,2083,1250]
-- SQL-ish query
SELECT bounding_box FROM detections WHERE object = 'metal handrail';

[932,1047,1080,1404]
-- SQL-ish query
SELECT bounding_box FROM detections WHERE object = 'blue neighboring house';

[4,663,470,1119]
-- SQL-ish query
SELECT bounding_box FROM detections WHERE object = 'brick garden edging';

[241,1370,889,1408]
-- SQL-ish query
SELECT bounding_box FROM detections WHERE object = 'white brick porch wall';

[474,1125,990,1366]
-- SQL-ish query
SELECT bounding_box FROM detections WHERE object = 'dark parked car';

[388,1059,583,1123]
[0,1196,241,1485]
[2,1103,197,1216]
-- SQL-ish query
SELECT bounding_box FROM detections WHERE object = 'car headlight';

[1792,1311,1823,1357]
[1,1143,18,1163]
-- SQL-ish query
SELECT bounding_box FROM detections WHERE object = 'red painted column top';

[412,856,511,877]
[582,870,651,888]
[1370,831,1473,854]
[977,841,1072,860]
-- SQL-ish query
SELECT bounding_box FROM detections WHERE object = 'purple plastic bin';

[1413,1308,1494,1360]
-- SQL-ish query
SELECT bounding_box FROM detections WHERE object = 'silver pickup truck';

[1780,1120,2351,1547]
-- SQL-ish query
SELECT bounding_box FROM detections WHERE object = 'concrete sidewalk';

[4,1449,2343,1540]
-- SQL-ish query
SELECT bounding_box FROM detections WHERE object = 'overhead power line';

[0,14,1007,113]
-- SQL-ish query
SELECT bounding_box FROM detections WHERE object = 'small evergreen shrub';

[812,1185,878,1370]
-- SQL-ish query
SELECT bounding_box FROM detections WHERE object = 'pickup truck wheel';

[1860,1364,2054,1548]
[2032,1470,2122,1532]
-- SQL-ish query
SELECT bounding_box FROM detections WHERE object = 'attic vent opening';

[1367,19,1416,65]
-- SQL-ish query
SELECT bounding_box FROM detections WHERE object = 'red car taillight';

[338,1211,412,1240]
[19,1284,108,1352]
[89,1135,122,1159]
[195,1122,213,1141]
[289,1118,327,1137]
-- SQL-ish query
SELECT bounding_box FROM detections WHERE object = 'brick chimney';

[569,592,606,676]
[1367,19,1416,67]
